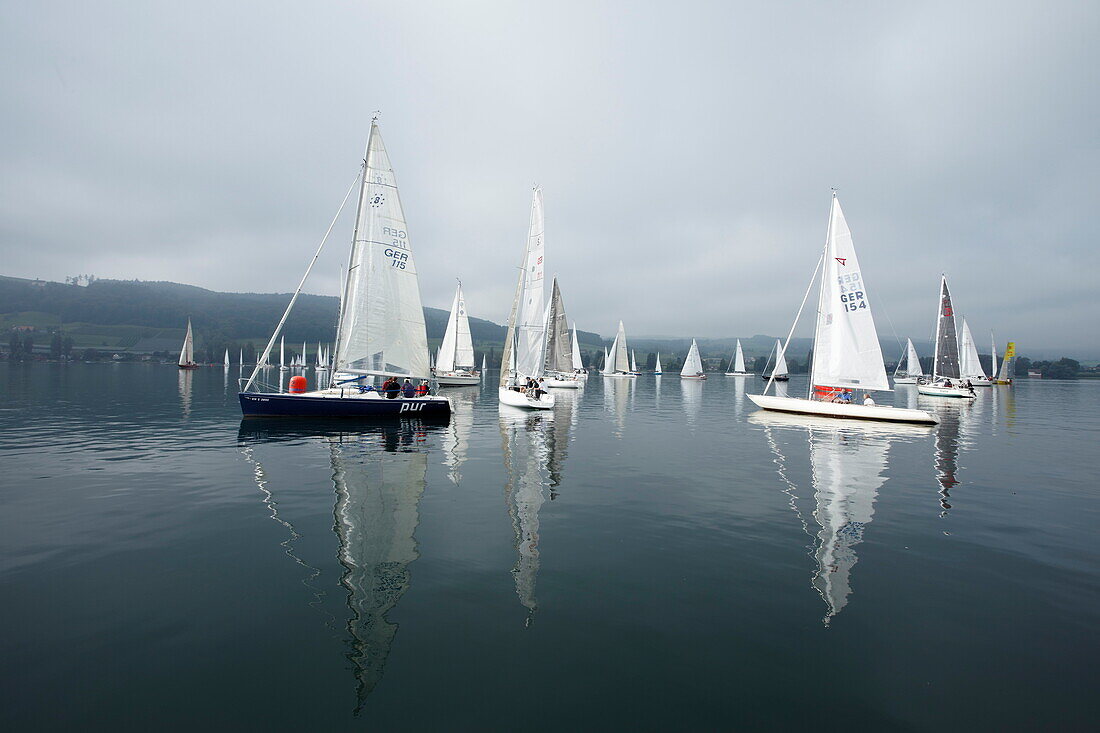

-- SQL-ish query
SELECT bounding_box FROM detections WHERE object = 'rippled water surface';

[2,364,1098,730]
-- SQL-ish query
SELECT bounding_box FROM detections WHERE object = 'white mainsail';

[681,339,703,376]
[734,340,746,372]
[514,187,547,379]
[333,120,431,380]
[772,339,789,377]
[482,353,488,372]
[178,319,195,366]
[631,350,638,373]
[809,195,889,392]
[655,353,663,374]
[280,336,285,367]
[991,335,998,381]
[959,320,986,380]
[570,323,584,371]
[601,346,610,374]
[437,282,475,372]
[223,349,230,367]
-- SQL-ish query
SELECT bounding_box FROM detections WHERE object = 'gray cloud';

[1,1,1097,352]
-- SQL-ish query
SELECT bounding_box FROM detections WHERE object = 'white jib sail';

[602,346,610,373]
[333,120,431,379]
[734,340,746,372]
[544,277,573,374]
[224,349,230,366]
[631,350,637,372]
[681,339,703,376]
[571,323,584,370]
[612,321,631,372]
[179,320,194,366]
[773,339,789,377]
[437,283,475,372]
[959,320,986,379]
[809,194,889,392]
[905,338,923,377]
[514,187,547,379]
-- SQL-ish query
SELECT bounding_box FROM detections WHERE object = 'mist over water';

[2,364,1097,730]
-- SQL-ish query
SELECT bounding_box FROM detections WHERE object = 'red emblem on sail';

[835,257,847,266]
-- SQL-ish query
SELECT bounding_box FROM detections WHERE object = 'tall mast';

[806,192,837,398]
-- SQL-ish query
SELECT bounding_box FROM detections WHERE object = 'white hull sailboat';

[892,337,925,385]
[748,194,938,425]
[435,281,481,386]
[917,276,976,399]
[499,187,554,410]
[239,117,450,418]
[178,318,199,369]
[992,339,1015,385]
[724,339,753,376]
[959,319,991,386]
[680,338,707,379]
[602,321,637,378]
[654,352,663,375]
[570,323,587,380]
[542,278,580,389]
[760,339,790,382]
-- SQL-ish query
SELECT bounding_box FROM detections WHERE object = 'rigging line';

[765,248,826,396]
[243,170,362,393]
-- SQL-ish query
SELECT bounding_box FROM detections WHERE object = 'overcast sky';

[1,1,1097,350]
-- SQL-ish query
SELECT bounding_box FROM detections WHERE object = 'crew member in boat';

[383,376,401,399]
[863,393,875,406]
[415,380,429,397]
[402,378,416,398]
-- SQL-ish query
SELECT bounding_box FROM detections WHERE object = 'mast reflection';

[752,412,930,625]
[499,391,576,624]
[178,368,193,418]
[927,399,972,517]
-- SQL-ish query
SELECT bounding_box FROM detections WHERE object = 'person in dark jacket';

[402,378,416,398]
[383,377,401,399]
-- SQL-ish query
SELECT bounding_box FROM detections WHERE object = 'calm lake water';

[1,364,1097,731]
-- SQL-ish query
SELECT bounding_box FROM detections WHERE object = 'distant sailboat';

[178,319,198,369]
[993,339,1016,385]
[436,282,481,386]
[223,349,230,368]
[958,320,991,386]
[749,193,938,424]
[892,338,924,384]
[542,278,580,389]
[499,187,554,410]
[482,353,488,373]
[654,352,663,375]
[279,335,288,372]
[239,117,450,417]
[724,339,752,376]
[570,322,587,379]
[917,276,976,399]
[760,339,790,382]
[602,321,636,378]
[630,350,638,375]
[680,338,707,379]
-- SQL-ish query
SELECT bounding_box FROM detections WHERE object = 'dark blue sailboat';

[239,118,450,418]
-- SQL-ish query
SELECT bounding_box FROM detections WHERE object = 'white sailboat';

[602,321,636,378]
[499,187,554,410]
[542,277,580,389]
[760,339,790,382]
[178,318,198,369]
[482,353,488,373]
[315,341,328,372]
[892,338,924,384]
[570,322,587,379]
[917,276,976,399]
[601,347,610,374]
[654,353,663,375]
[223,349,230,368]
[958,319,991,386]
[680,338,707,379]
[279,335,288,372]
[435,282,481,386]
[724,339,753,376]
[239,117,450,417]
[749,194,938,424]
[630,350,639,375]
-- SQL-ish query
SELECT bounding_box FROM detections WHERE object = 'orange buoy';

[288,375,308,394]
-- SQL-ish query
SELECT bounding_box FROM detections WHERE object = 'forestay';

[809,195,890,392]
[334,121,431,379]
